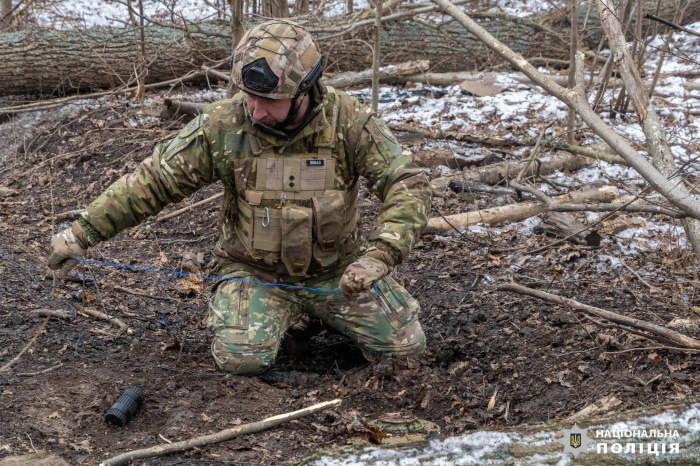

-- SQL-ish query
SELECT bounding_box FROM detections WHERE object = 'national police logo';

[559,424,594,458]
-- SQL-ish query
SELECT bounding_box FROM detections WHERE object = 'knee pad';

[211,331,278,374]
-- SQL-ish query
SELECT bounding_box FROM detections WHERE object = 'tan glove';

[47,222,88,279]
[339,256,390,300]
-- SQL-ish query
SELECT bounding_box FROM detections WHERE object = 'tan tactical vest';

[232,104,359,277]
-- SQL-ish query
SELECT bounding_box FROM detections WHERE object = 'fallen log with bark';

[425,186,619,233]
[324,60,429,89]
[457,154,591,185]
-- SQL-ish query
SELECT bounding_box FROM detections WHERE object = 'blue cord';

[74,258,343,294]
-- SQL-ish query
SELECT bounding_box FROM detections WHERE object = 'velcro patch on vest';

[306,159,325,167]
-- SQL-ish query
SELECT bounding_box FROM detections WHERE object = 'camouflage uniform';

[74,25,432,373]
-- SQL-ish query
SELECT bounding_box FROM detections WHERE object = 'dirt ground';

[1,96,700,465]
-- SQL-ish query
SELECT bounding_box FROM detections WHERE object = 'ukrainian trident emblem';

[570,433,582,449]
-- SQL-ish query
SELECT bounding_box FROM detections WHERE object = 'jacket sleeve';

[354,116,432,267]
[77,114,216,245]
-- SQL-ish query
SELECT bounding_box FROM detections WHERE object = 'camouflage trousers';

[207,271,426,374]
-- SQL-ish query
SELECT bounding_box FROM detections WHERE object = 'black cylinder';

[105,385,145,427]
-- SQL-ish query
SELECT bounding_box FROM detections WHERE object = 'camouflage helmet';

[231,20,323,100]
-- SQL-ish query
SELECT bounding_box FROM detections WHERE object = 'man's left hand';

[339,256,389,299]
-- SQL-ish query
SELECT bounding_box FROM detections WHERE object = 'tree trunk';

[459,154,591,186]
[371,0,382,111]
[277,0,290,17]
[0,0,698,97]
[227,0,244,98]
[1,0,11,30]
[295,0,309,15]
[299,395,700,464]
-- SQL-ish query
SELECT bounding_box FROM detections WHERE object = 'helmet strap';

[273,93,304,131]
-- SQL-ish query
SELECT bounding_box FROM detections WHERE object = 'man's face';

[246,94,292,127]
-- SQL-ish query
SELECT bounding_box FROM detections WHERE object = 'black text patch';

[306,159,325,167]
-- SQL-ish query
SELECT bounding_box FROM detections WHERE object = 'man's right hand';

[47,222,88,279]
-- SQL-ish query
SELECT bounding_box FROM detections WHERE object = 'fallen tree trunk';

[1,0,698,96]
[324,59,429,88]
[0,25,228,97]
[425,186,619,232]
[458,154,591,185]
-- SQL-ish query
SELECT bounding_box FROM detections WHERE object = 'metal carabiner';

[261,207,270,227]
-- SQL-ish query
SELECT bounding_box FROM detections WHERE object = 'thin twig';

[604,346,700,355]
[17,363,64,377]
[0,315,51,373]
[619,258,660,292]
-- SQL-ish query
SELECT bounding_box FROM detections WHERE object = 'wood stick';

[497,283,700,350]
[33,309,72,320]
[325,60,429,89]
[202,65,231,82]
[17,363,64,377]
[55,209,85,221]
[371,0,383,111]
[619,258,660,292]
[81,308,127,330]
[156,192,224,222]
[0,314,51,373]
[161,99,207,119]
[99,399,341,466]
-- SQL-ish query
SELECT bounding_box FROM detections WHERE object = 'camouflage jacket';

[77,82,432,281]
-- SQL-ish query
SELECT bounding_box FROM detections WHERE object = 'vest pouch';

[252,207,282,252]
[312,191,346,250]
[281,205,313,276]
[312,244,338,268]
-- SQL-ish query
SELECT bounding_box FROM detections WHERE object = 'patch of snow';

[308,402,700,465]
[435,165,452,177]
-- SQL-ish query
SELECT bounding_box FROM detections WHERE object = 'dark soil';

[1,96,700,465]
